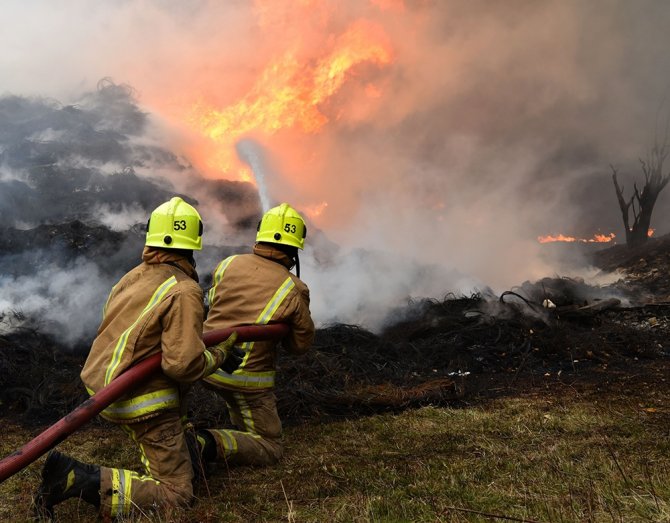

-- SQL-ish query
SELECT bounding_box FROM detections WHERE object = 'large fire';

[186,1,394,191]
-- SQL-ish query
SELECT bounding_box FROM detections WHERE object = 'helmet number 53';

[284,224,296,234]
[174,220,187,230]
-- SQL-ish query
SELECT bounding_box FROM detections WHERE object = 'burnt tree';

[611,139,670,248]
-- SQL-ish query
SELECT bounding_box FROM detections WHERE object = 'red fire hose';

[0,323,289,484]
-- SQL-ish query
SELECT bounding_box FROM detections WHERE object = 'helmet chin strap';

[294,252,300,278]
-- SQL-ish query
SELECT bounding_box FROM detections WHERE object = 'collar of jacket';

[253,243,294,270]
[142,246,199,282]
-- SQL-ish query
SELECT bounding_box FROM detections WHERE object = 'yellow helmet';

[256,203,306,250]
[146,196,203,251]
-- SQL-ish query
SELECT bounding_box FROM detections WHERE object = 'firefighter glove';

[221,345,245,374]
[210,332,238,368]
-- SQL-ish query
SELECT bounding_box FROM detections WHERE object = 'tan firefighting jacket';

[81,247,222,423]
[203,243,315,392]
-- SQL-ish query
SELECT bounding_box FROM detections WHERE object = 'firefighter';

[194,202,315,468]
[34,196,239,520]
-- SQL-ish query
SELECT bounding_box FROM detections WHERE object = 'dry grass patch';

[1,390,669,522]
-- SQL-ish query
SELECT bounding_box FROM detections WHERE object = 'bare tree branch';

[611,126,670,247]
[611,167,633,245]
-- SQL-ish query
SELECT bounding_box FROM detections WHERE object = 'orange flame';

[591,233,616,243]
[188,12,393,181]
[303,201,329,218]
[539,228,655,244]
[538,232,616,244]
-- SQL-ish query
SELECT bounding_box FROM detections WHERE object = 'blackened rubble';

[592,233,670,302]
[0,221,145,278]
[183,235,670,426]
[2,232,670,428]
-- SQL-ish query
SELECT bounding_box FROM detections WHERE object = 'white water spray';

[236,139,272,212]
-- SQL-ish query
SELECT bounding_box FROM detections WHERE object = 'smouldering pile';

[2,277,669,429]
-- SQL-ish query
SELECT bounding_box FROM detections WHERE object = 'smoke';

[0,250,117,346]
[0,85,262,345]
[95,202,150,232]
[303,245,482,330]
[2,1,670,344]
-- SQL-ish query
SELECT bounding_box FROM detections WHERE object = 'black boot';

[185,429,205,484]
[197,430,218,462]
[186,429,217,484]
[33,450,100,519]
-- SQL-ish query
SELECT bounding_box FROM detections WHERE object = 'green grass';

[2,387,669,522]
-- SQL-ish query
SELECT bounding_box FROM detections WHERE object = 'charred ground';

[1,229,670,430]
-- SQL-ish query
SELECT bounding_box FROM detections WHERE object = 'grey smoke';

[0,255,110,347]
[302,246,481,331]
[0,84,262,346]
[0,85,176,227]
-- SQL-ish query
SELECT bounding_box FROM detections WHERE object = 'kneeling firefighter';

[192,202,315,469]
[34,197,238,519]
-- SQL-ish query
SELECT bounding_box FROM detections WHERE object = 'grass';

[1,385,669,522]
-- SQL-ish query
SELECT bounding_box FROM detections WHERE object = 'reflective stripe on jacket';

[81,247,221,423]
[203,243,315,392]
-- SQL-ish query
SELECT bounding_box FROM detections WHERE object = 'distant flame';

[538,233,616,244]
[538,228,655,244]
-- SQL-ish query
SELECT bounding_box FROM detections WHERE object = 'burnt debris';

[3,234,669,427]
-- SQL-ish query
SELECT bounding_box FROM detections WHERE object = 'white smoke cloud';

[302,246,482,331]
[94,203,148,232]
[0,257,112,345]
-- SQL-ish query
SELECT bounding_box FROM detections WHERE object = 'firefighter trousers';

[203,389,283,466]
[99,411,194,519]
